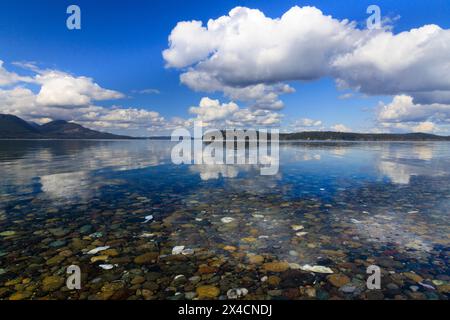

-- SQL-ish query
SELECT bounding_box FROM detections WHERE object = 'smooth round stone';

[196,285,220,299]
[227,288,248,299]
[327,274,351,288]
[49,240,67,247]
[79,225,93,234]
[339,285,356,294]
[263,261,289,272]
[131,276,145,285]
[9,291,32,300]
[172,275,187,286]
[189,276,201,284]
[134,252,159,264]
[42,275,65,292]
[410,286,419,292]
[248,255,264,264]
[267,276,281,286]
[0,231,16,237]
[267,290,282,296]
[425,292,439,300]
[386,283,399,290]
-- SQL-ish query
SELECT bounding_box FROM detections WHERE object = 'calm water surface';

[0,140,449,300]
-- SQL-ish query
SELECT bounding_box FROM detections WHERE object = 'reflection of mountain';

[0,140,172,202]
[1,140,449,204]
[0,114,132,139]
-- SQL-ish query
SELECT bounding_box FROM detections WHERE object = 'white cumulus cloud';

[164,6,362,110]
[0,60,32,86]
[331,124,352,132]
[0,62,167,133]
[164,5,450,129]
[35,70,124,107]
[333,25,450,104]
[188,97,282,127]
[376,95,450,133]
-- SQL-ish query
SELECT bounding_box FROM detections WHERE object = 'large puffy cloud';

[188,97,282,127]
[164,6,363,110]
[189,97,239,122]
[164,6,362,81]
[0,86,105,124]
[0,86,166,130]
[0,63,168,133]
[376,95,450,133]
[333,25,450,103]
[0,87,36,115]
[79,107,165,130]
[378,95,450,123]
[164,5,450,126]
[35,70,124,107]
[1,63,124,110]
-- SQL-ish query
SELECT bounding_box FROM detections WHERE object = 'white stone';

[181,248,194,255]
[86,246,110,255]
[288,263,302,270]
[227,288,248,299]
[172,246,185,255]
[143,215,153,223]
[300,264,334,274]
[221,217,235,224]
[99,264,116,270]
[139,232,155,238]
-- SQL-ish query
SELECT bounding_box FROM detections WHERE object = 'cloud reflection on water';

[0,141,449,205]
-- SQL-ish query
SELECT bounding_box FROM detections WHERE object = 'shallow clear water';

[0,140,449,300]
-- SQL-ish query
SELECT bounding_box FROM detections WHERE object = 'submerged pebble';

[300,265,334,274]
[86,246,111,255]
[172,246,185,255]
[227,288,248,300]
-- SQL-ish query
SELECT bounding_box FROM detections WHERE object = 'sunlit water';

[0,140,449,300]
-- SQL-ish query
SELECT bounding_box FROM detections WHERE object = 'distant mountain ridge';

[280,131,450,141]
[0,114,133,139]
[1,114,450,140]
[205,129,450,141]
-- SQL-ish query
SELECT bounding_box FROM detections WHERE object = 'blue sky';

[1,0,449,135]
